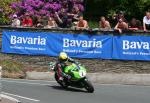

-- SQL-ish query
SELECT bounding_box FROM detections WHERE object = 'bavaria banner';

[113,36,150,61]
[2,31,112,59]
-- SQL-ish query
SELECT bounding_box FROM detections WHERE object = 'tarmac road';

[1,78,150,103]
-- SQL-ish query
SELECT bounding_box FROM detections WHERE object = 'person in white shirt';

[143,11,150,31]
[11,14,21,27]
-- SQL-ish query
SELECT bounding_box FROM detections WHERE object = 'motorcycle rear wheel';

[55,73,68,89]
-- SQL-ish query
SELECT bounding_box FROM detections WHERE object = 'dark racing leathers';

[55,57,76,81]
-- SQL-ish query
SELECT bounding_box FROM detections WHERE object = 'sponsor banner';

[113,36,150,61]
[2,31,112,59]
[2,31,48,55]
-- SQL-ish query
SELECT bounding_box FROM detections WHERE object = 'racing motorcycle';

[49,62,94,93]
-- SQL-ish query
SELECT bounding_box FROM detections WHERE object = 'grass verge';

[0,60,25,78]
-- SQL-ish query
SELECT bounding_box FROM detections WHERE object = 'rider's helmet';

[59,52,68,61]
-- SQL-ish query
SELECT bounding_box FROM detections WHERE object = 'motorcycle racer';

[55,52,77,81]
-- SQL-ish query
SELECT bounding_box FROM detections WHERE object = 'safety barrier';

[1,26,150,61]
[1,29,150,61]
[0,25,150,34]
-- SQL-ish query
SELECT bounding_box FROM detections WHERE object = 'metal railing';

[0,25,150,35]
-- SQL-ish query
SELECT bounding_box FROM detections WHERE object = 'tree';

[0,0,19,24]
[85,0,150,21]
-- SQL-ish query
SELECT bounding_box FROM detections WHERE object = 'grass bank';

[0,60,25,78]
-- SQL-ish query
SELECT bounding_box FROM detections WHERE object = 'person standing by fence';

[143,11,150,31]
[11,14,20,27]
[114,18,128,33]
[99,16,111,30]
[22,14,33,27]
[76,16,89,30]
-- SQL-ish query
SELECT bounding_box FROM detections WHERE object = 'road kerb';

[26,72,150,86]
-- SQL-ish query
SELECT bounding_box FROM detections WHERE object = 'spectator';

[68,7,83,21]
[112,11,127,24]
[36,16,44,28]
[67,7,83,27]
[76,16,89,30]
[55,8,72,28]
[22,14,33,27]
[44,17,57,28]
[11,14,20,27]
[129,18,142,30]
[114,18,128,33]
[42,16,48,26]
[143,11,150,31]
[99,16,111,30]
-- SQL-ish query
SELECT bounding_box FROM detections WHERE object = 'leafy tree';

[0,0,150,25]
[0,0,19,24]
[85,0,150,21]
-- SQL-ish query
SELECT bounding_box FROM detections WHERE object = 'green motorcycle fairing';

[64,63,87,80]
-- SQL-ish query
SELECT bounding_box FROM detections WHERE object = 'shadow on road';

[49,85,88,93]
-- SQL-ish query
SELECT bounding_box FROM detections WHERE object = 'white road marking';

[1,94,21,102]
[2,92,40,102]
[1,80,54,86]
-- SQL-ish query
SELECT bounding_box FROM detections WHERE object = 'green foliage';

[0,0,19,24]
[85,0,150,21]
[88,21,98,28]
[0,60,23,72]
[0,0,150,25]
